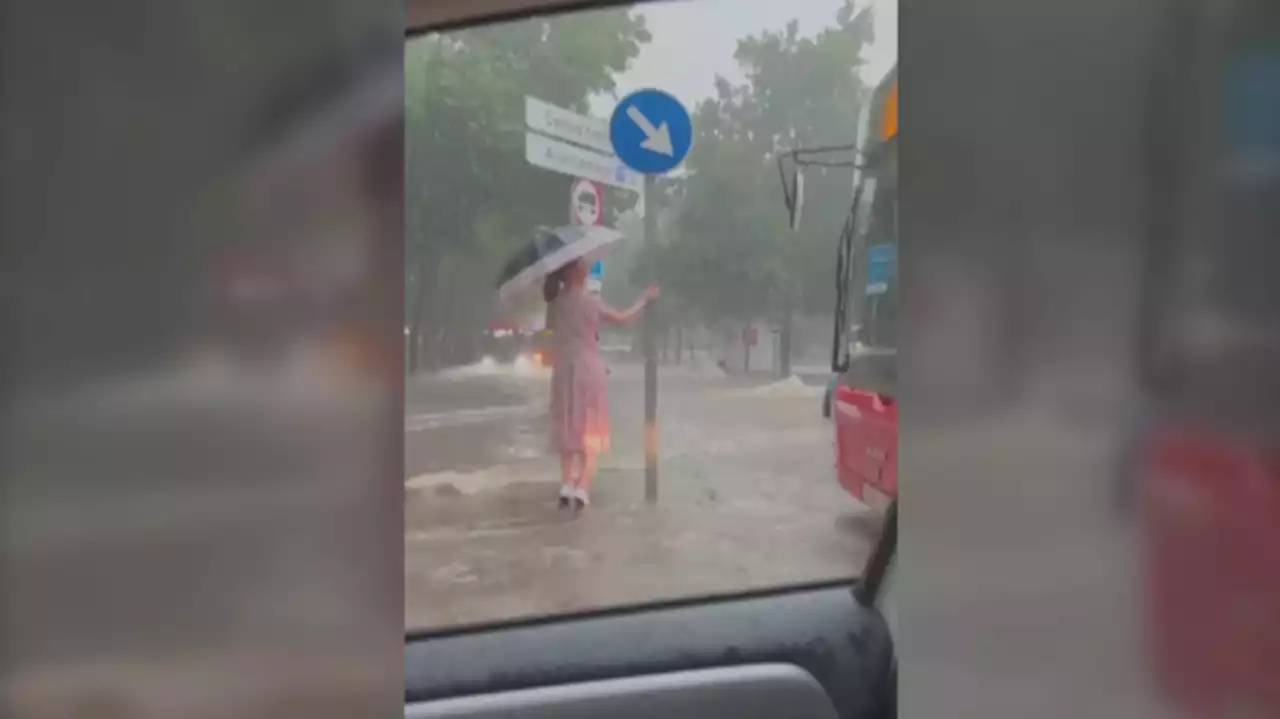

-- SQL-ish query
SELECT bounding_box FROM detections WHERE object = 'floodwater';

[404,357,879,630]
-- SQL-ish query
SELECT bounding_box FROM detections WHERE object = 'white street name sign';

[525,96,612,155]
[525,132,644,194]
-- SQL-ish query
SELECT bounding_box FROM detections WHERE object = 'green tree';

[405,11,650,370]
[646,1,874,374]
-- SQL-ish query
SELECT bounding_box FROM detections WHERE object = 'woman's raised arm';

[599,285,660,326]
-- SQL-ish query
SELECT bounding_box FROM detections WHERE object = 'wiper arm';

[831,185,863,373]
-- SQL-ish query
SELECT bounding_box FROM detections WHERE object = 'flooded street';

[405,358,880,630]
[405,358,549,474]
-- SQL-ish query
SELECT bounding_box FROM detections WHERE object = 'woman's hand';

[602,285,661,326]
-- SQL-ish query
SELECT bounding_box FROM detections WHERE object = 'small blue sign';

[1229,53,1280,168]
[866,244,895,296]
[589,260,604,281]
[609,89,693,175]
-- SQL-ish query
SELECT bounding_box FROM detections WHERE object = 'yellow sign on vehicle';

[880,79,898,142]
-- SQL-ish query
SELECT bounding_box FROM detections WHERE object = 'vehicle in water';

[481,320,524,363]
[783,66,898,510]
[528,327,554,368]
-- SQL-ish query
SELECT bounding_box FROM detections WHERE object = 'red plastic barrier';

[833,384,898,511]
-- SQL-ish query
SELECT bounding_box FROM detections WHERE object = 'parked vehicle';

[786,67,898,509]
[527,328,554,367]
[832,347,897,509]
[481,321,524,363]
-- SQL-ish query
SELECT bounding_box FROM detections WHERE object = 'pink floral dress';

[547,288,610,455]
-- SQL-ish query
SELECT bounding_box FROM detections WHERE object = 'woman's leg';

[559,452,578,485]
[558,453,578,506]
[571,450,596,508]
[580,449,598,493]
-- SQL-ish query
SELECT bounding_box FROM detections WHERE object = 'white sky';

[589,0,897,117]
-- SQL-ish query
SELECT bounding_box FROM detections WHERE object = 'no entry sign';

[569,178,604,226]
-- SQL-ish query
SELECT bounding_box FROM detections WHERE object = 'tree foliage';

[639,2,874,338]
[405,11,650,369]
[406,1,880,371]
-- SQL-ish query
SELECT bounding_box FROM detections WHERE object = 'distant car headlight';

[514,351,545,369]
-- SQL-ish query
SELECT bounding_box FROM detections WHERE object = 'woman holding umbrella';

[543,258,658,510]
[497,225,658,511]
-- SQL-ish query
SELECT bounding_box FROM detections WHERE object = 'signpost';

[866,243,895,296]
[610,89,694,504]
[569,178,604,227]
[569,178,606,292]
[525,132,643,193]
[609,89,693,176]
[641,174,659,501]
[526,96,613,155]
[587,260,604,294]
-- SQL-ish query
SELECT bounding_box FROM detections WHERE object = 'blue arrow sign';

[609,89,693,175]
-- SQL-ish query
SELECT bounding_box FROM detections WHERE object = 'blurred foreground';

[1,2,404,716]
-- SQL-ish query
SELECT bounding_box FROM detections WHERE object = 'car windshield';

[406,0,897,632]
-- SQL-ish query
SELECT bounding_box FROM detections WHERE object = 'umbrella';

[495,225,624,305]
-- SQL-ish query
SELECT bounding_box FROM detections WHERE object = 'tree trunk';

[675,325,683,365]
[432,287,453,369]
[780,293,794,378]
[406,252,434,374]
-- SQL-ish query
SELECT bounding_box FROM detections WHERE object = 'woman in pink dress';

[543,258,659,510]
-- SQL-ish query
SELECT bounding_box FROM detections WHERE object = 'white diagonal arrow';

[626,105,675,157]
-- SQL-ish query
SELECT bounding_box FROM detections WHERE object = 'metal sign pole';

[609,88,693,505]
[643,173,659,503]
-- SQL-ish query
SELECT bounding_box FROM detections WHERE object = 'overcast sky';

[589,0,897,117]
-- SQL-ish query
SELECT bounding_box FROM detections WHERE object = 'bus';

[778,67,897,510]
[830,67,898,510]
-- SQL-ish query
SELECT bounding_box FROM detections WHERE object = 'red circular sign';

[569,179,604,226]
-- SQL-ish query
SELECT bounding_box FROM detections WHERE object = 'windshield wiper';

[831,185,863,373]
[773,143,865,375]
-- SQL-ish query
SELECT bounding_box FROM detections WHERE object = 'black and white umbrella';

[495,225,625,305]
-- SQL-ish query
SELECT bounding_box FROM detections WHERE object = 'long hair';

[543,264,571,303]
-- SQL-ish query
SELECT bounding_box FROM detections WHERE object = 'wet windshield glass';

[406,0,897,632]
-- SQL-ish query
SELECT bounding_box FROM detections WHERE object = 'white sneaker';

[574,487,590,508]
[558,484,574,509]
